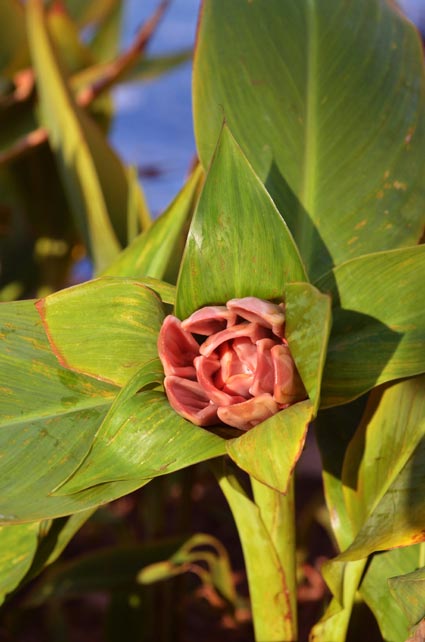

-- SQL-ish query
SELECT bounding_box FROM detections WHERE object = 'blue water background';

[110,0,425,217]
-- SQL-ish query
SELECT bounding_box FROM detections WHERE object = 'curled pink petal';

[271,344,306,404]
[227,297,285,337]
[249,338,276,396]
[200,322,269,357]
[164,376,219,426]
[194,355,246,406]
[158,316,199,378]
[158,297,306,432]
[217,394,280,431]
[181,306,237,335]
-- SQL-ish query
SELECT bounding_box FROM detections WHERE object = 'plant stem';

[214,460,297,641]
[251,475,297,633]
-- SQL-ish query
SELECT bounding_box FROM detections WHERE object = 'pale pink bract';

[157,297,306,431]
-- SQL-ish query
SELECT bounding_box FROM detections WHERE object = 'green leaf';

[215,462,295,641]
[193,0,425,280]
[0,0,29,78]
[361,546,421,642]
[54,360,226,495]
[335,375,425,560]
[125,166,152,242]
[89,0,123,63]
[27,0,129,272]
[0,299,150,522]
[318,246,425,407]
[285,282,331,412]
[0,522,39,605]
[105,165,203,283]
[389,562,425,629]
[36,277,164,386]
[176,124,307,319]
[226,400,313,493]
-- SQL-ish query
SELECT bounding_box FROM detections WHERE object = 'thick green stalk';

[214,461,297,641]
[251,475,297,632]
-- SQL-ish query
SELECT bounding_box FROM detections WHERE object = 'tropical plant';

[2,1,425,641]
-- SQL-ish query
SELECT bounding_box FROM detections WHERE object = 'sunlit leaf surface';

[194,0,425,280]
[176,125,306,319]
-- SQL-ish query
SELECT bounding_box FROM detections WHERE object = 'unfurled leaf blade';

[361,546,421,642]
[36,277,164,386]
[176,125,307,319]
[27,0,128,272]
[194,0,425,280]
[285,282,331,413]
[0,522,39,605]
[55,360,226,495]
[318,246,425,406]
[226,400,313,493]
[389,563,425,629]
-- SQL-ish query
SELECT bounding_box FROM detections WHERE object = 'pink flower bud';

[158,297,306,431]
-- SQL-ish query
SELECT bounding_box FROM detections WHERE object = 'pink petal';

[157,315,199,378]
[164,376,219,426]
[217,393,280,431]
[227,297,285,337]
[249,338,276,396]
[181,306,237,335]
[271,344,306,404]
[194,355,246,406]
[200,322,269,357]
[232,337,258,374]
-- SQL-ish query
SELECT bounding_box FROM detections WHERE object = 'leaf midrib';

[300,0,318,248]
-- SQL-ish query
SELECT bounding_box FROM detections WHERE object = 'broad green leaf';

[0,0,29,78]
[334,376,425,560]
[36,277,164,386]
[23,509,97,585]
[342,376,425,533]
[105,165,203,283]
[361,546,421,642]
[25,537,188,606]
[226,400,313,493]
[54,360,226,495]
[312,400,368,641]
[0,522,39,605]
[27,0,128,272]
[310,560,366,642]
[285,282,331,412]
[389,562,425,629]
[176,125,307,319]
[318,246,425,406]
[194,0,425,280]
[0,299,150,522]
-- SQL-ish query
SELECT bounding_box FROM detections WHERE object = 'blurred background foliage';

[0,0,193,300]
